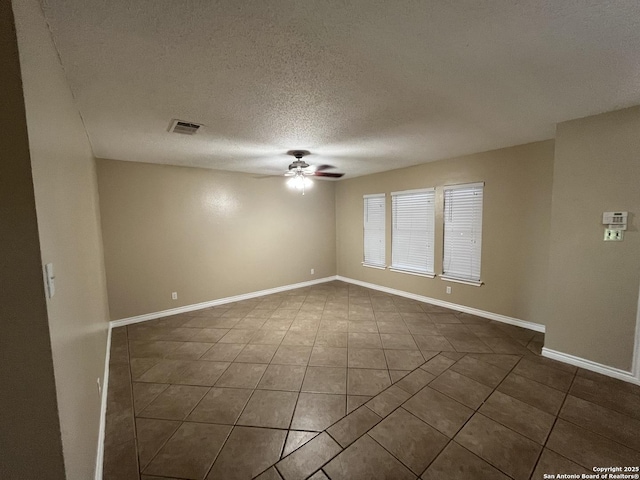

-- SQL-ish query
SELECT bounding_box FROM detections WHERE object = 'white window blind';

[391,188,435,275]
[363,194,386,268]
[443,183,484,283]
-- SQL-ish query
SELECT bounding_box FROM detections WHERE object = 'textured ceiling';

[39,0,640,178]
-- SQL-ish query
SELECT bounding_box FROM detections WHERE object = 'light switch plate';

[45,263,55,298]
[604,229,624,241]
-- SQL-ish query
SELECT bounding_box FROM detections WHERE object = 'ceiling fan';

[284,150,344,195]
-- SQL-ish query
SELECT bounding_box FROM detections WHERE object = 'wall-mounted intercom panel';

[602,211,628,230]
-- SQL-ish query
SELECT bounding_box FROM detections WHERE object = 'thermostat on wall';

[602,211,628,230]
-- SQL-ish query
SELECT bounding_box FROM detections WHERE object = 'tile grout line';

[320,347,523,478]
[455,351,576,479]
[266,354,437,479]
[276,350,489,480]
[415,352,526,479]
[526,366,579,478]
[254,290,382,478]
[132,316,216,475]
[139,296,294,479]
[363,352,525,479]
[544,368,640,457]
[121,325,143,478]
[202,304,303,479]
[202,291,323,479]
[277,294,326,462]
[286,294,325,430]
[270,295,337,478]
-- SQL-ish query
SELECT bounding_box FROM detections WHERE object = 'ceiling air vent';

[169,119,201,135]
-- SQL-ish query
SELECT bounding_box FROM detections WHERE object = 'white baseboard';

[94,325,112,480]
[542,347,640,386]
[336,275,545,333]
[110,276,337,328]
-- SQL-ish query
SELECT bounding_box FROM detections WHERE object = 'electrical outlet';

[604,229,624,241]
[172,292,178,300]
[446,286,452,294]
[96,378,102,396]
[310,268,315,275]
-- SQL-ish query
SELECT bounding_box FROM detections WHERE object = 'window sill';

[389,268,435,279]
[362,263,386,270]
[440,275,483,287]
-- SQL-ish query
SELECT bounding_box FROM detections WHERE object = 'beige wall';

[97,159,337,319]
[546,107,640,372]
[0,3,66,478]
[13,0,112,478]
[336,141,555,325]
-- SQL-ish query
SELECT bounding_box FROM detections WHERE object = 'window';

[363,194,386,268]
[442,182,484,285]
[391,188,435,276]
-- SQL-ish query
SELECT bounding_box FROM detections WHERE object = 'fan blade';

[314,164,336,172]
[313,171,344,178]
[283,171,296,176]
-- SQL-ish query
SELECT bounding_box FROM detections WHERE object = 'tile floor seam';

[342,359,428,424]
[272,442,339,480]
[447,417,529,480]
[252,355,432,478]
[553,407,640,455]
[412,358,485,410]
[526,364,578,479]
[568,379,640,420]
[366,428,448,478]
[362,382,426,419]
[263,359,433,477]
[136,419,182,473]
[550,415,640,457]
[403,353,527,478]
[557,394,640,452]
[485,353,553,397]
[280,387,305,458]
[408,382,472,440]
[450,353,543,435]
[143,422,308,433]
[191,423,234,480]
[122,326,142,476]
[509,366,575,393]
[136,384,213,423]
[433,439,519,480]
[448,354,512,377]
[130,359,159,379]
[399,351,531,478]
[196,359,272,480]
[138,409,221,476]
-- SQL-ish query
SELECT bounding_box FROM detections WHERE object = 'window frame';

[362,193,386,269]
[441,182,484,286]
[390,187,436,278]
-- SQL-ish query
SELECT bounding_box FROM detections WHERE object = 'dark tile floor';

[103,280,640,479]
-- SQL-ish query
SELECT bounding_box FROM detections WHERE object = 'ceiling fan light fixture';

[282,150,342,195]
[287,173,313,191]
